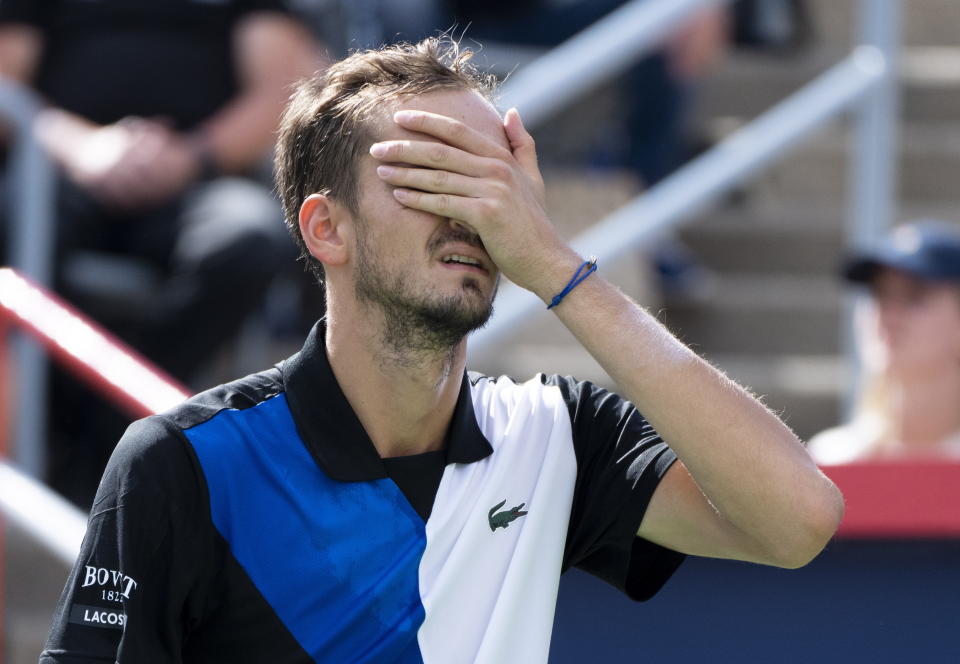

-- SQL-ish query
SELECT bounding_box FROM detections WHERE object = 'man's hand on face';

[369,108,581,301]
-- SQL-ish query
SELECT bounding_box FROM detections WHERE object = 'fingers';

[376,164,486,198]
[369,139,497,179]
[392,187,482,228]
[503,108,539,179]
[392,110,511,160]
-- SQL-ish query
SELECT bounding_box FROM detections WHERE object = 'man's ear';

[299,193,349,267]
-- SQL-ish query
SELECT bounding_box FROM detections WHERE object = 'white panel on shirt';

[417,375,578,664]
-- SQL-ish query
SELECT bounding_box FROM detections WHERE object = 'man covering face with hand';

[41,38,844,664]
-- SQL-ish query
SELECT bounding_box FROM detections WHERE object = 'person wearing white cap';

[810,220,960,464]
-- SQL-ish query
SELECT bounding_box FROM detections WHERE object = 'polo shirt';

[41,322,684,663]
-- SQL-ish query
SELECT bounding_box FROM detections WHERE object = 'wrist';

[530,248,588,305]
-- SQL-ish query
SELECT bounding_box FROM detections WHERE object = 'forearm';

[193,91,289,174]
[197,12,323,174]
[539,261,843,565]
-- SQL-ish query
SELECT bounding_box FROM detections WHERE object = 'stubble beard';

[353,226,496,364]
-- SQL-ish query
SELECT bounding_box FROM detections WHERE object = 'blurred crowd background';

[1,0,959,662]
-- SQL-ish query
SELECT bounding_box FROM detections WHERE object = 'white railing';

[0,81,56,478]
[0,461,86,566]
[469,0,899,357]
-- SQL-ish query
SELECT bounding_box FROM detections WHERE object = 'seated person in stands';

[0,0,319,507]
[0,0,319,384]
[809,221,960,463]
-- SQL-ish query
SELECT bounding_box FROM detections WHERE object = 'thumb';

[504,108,540,178]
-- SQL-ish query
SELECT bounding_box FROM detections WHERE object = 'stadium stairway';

[472,0,960,442]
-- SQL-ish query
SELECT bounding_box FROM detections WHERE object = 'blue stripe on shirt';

[186,393,426,663]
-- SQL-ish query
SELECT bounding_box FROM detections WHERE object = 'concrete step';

[677,200,960,274]
[661,273,844,355]
[728,124,960,205]
[809,0,959,48]
[699,47,960,125]
[678,214,846,275]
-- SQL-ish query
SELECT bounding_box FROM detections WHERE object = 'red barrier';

[823,461,960,538]
[0,268,189,420]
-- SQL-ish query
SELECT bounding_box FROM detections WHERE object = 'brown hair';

[274,37,497,282]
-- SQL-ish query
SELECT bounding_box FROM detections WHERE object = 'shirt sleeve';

[543,374,686,601]
[40,416,212,663]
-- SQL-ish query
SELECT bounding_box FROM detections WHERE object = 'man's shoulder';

[101,365,286,502]
[162,365,285,432]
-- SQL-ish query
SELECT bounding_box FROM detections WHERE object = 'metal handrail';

[0,268,189,419]
[0,461,87,567]
[0,79,57,477]
[470,0,899,361]
[499,0,727,128]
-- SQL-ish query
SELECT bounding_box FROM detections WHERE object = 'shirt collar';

[280,321,493,482]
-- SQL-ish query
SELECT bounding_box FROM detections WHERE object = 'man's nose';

[447,218,476,236]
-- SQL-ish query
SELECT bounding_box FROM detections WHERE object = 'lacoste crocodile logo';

[488,499,528,531]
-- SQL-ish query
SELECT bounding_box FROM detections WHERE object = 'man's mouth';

[441,254,482,267]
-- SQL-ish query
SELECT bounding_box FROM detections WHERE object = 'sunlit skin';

[298,87,842,568]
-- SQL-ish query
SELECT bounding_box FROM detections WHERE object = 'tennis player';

[41,38,843,663]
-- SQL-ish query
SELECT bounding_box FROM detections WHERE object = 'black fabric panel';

[383,450,447,522]
[40,417,213,662]
[541,374,685,601]
[40,412,315,663]
[165,366,284,431]
[179,533,313,663]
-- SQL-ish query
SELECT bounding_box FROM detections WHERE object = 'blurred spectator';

[0,0,320,382]
[0,0,321,506]
[810,221,960,464]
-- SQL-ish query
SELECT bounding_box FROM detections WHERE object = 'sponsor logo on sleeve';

[81,565,139,600]
[68,604,127,630]
[65,566,139,630]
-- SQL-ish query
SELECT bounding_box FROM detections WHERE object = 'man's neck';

[324,304,466,459]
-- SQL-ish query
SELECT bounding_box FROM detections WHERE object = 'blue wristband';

[547,257,597,310]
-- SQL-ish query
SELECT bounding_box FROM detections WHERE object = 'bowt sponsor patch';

[81,565,139,599]
[68,604,128,630]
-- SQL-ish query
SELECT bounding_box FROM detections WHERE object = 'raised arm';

[196,10,323,174]
[370,105,844,569]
